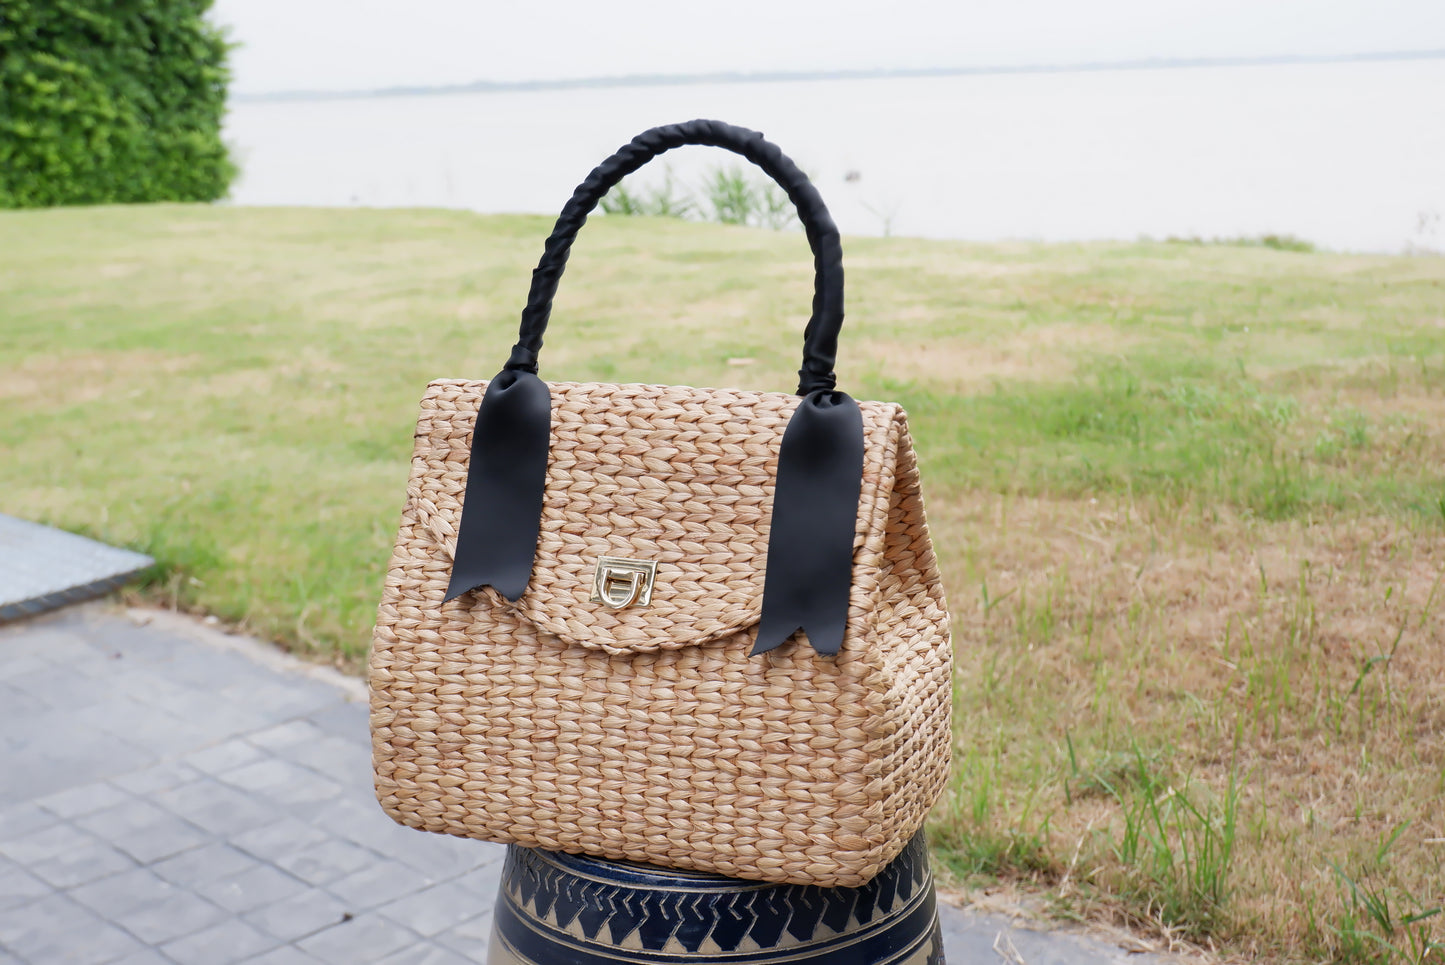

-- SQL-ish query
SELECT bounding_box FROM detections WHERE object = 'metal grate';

[0,514,154,622]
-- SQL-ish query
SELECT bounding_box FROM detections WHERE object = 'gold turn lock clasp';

[590,557,657,610]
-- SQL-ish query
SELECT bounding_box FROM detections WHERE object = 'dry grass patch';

[928,492,1445,961]
[0,350,198,402]
[858,323,1142,390]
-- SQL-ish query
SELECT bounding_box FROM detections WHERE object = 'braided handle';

[504,119,845,396]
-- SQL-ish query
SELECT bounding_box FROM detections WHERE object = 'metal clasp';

[590,557,657,610]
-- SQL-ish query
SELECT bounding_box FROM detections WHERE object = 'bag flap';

[405,379,903,654]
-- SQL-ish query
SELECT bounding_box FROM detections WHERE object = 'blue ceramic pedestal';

[487,832,946,964]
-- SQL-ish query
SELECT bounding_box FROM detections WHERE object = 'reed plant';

[601,164,796,230]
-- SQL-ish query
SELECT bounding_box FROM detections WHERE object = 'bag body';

[369,120,952,888]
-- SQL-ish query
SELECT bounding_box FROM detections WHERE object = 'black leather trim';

[443,369,552,603]
[752,390,865,656]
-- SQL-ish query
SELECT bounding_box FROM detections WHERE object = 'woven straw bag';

[370,120,953,889]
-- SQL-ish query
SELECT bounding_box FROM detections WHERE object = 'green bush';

[0,0,236,208]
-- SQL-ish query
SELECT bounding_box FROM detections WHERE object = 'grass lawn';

[2,204,1442,962]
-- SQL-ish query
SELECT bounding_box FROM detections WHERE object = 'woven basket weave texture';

[370,379,953,887]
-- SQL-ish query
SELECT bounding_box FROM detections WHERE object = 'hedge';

[0,0,236,208]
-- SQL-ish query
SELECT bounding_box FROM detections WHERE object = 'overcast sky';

[212,0,1445,95]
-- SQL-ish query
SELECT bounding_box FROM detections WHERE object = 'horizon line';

[231,48,1445,104]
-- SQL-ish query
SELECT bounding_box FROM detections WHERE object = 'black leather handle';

[504,119,845,395]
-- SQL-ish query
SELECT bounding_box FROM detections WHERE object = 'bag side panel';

[870,412,955,859]
[371,397,460,836]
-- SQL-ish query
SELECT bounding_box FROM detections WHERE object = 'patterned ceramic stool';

[487,831,946,964]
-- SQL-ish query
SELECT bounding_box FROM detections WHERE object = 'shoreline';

[231,48,1445,104]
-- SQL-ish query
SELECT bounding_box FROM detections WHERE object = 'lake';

[224,59,1445,254]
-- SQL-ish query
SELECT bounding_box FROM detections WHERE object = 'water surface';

[225,60,1445,253]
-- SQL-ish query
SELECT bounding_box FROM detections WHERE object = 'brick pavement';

[0,603,1181,964]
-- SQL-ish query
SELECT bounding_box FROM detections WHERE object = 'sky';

[211,0,1445,96]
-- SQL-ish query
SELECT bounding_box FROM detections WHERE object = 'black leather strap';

[446,120,865,656]
[443,369,551,602]
[751,391,865,656]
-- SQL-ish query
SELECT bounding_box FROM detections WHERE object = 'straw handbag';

[370,119,953,889]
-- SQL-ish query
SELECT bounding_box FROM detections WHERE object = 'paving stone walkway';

[0,603,1182,964]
